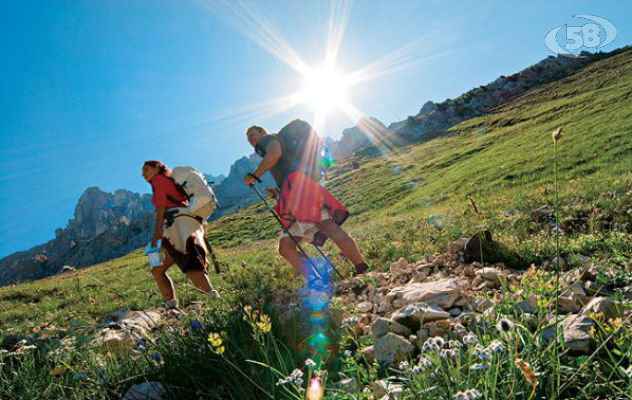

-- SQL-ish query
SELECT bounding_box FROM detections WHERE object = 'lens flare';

[300,257,335,364]
[306,377,324,400]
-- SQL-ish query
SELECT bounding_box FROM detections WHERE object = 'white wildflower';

[343,350,353,358]
[465,388,483,399]
[487,340,504,353]
[469,363,490,371]
[453,391,469,400]
[418,357,432,368]
[448,340,463,349]
[462,333,478,345]
[473,345,492,361]
[440,349,458,359]
[422,338,440,352]
[290,368,304,380]
[305,359,316,368]
[433,336,446,348]
[278,368,305,386]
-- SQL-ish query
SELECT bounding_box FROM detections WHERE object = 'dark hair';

[143,160,172,177]
[246,125,268,135]
[143,160,188,200]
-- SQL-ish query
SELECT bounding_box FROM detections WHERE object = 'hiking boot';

[164,299,179,310]
[206,288,221,301]
[353,262,369,276]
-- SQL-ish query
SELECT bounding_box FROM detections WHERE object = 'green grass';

[1,47,631,399]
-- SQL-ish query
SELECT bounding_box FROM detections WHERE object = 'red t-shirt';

[150,174,189,209]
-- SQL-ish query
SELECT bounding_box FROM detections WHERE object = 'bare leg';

[317,220,365,266]
[151,252,177,301]
[279,236,309,278]
[186,269,213,293]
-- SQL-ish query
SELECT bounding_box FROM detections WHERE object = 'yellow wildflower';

[208,332,223,348]
[257,314,272,334]
[49,366,65,377]
[243,305,253,321]
[610,318,623,330]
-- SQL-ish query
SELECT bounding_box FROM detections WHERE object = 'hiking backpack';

[277,119,322,181]
[171,166,219,220]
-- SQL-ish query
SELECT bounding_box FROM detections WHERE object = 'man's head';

[246,125,268,147]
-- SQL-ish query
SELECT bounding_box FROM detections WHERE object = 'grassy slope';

[1,47,631,336]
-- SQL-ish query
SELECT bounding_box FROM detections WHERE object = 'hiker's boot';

[206,288,221,302]
[165,299,179,310]
[353,262,369,276]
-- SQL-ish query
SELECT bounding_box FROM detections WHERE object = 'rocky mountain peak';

[331,117,387,159]
[0,187,154,286]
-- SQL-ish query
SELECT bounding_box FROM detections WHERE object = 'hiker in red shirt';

[243,123,369,279]
[142,160,220,309]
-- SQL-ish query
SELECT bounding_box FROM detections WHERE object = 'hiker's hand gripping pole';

[246,173,326,281]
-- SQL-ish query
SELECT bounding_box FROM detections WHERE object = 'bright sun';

[299,63,350,113]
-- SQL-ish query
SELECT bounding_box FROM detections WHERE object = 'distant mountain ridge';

[0,188,154,286]
[384,48,629,145]
[211,154,276,219]
[326,47,629,159]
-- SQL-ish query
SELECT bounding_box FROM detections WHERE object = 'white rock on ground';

[356,301,374,313]
[390,258,409,272]
[542,314,596,354]
[447,238,468,254]
[374,333,415,364]
[581,297,626,322]
[371,379,404,399]
[391,302,450,331]
[563,314,596,354]
[476,267,504,285]
[387,278,465,309]
[388,320,412,337]
[371,318,391,338]
[93,330,136,354]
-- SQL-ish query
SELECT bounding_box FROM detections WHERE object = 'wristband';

[247,172,262,183]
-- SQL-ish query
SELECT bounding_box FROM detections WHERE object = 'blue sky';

[0,0,630,257]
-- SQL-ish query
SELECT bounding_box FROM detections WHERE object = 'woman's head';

[142,160,171,183]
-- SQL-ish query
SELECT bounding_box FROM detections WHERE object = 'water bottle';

[145,240,163,267]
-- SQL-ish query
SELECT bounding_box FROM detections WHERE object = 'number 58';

[566,23,601,50]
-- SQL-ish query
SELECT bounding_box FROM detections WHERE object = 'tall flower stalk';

[552,126,563,399]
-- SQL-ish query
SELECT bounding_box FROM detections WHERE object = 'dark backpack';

[277,119,322,181]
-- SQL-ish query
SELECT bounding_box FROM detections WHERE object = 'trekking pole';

[247,177,323,281]
[307,236,344,280]
[203,236,222,274]
[247,174,344,280]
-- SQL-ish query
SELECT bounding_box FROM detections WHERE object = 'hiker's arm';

[151,206,166,247]
[253,140,282,178]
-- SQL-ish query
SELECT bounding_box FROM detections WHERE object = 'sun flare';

[299,63,350,113]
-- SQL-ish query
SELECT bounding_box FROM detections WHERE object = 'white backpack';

[171,166,219,220]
